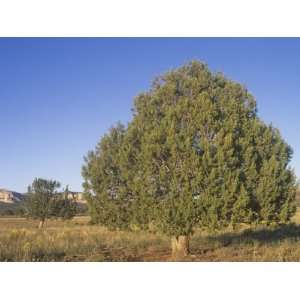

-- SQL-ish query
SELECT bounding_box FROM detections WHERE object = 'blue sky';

[1,38,299,192]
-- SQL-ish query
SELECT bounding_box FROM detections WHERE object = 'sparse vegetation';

[0,212,300,262]
[0,202,26,216]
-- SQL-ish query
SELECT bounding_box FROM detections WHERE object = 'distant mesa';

[0,188,86,204]
[0,189,24,204]
[66,191,86,204]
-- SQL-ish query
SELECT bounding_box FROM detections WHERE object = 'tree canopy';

[26,178,77,228]
[82,61,297,256]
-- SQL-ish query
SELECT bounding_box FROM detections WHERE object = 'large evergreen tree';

[82,123,132,229]
[82,61,296,257]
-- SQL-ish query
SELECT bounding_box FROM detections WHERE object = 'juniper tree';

[82,61,297,257]
[26,179,78,227]
[82,123,132,229]
[26,178,61,228]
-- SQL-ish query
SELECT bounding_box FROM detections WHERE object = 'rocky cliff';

[0,189,24,204]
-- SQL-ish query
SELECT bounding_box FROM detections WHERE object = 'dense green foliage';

[26,178,77,226]
[82,61,297,239]
[82,124,131,229]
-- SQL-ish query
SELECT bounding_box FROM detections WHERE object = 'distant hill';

[0,189,25,204]
[0,188,86,204]
[0,188,87,216]
[65,191,86,204]
[0,189,25,216]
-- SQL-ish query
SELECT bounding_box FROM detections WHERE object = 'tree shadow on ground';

[207,223,300,247]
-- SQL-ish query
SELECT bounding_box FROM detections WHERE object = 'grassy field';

[1,213,300,261]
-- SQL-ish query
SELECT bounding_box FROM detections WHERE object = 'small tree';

[26,178,61,228]
[82,61,297,257]
[26,179,77,227]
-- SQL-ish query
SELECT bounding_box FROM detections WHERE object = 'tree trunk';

[171,235,190,258]
[38,220,45,229]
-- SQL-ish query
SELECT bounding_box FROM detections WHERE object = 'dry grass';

[0,217,169,262]
[1,214,300,261]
